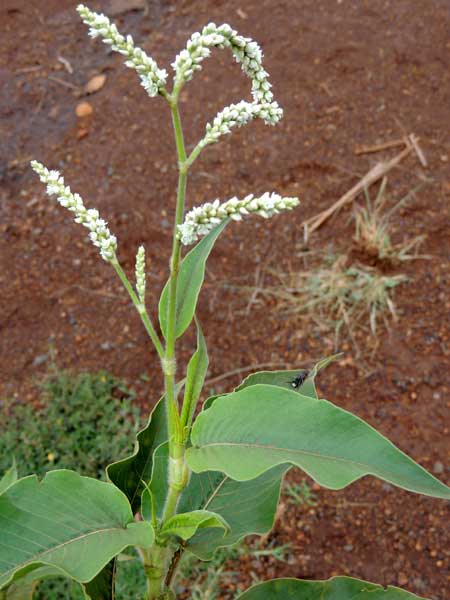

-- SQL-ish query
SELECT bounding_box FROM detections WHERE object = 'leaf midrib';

[191,441,434,490]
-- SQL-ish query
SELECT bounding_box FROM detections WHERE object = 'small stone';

[84,74,107,95]
[398,573,408,586]
[344,544,353,552]
[33,353,49,367]
[76,129,89,140]
[433,461,444,475]
[100,342,113,350]
[75,101,93,117]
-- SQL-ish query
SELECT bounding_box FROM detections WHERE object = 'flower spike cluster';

[172,22,283,127]
[178,193,300,245]
[77,4,167,97]
[31,161,117,261]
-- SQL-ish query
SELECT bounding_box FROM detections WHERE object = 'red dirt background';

[1,0,449,598]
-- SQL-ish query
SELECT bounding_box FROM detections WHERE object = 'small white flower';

[31,160,117,261]
[177,192,300,245]
[77,4,167,98]
[135,245,146,303]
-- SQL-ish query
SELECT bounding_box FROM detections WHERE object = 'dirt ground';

[1,0,449,598]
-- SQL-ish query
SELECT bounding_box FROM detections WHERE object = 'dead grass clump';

[352,177,427,264]
[260,254,407,351]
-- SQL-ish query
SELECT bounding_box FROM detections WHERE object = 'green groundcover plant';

[1,6,448,599]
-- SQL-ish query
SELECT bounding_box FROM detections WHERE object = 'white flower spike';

[199,100,283,149]
[31,161,117,261]
[135,245,146,304]
[173,22,283,137]
[178,193,300,245]
[173,23,274,104]
[77,4,167,98]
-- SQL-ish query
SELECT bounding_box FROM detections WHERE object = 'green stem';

[162,101,187,457]
[111,257,164,359]
[145,98,193,600]
[185,139,206,170]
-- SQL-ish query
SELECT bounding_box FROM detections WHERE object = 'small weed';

[0,370,140,479]
[283,481,317,507]
[177,543,247,600]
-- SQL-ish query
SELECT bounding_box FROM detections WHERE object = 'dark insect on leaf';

[288,370,309,389]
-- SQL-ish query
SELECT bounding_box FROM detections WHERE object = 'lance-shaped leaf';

[107,397,167,513]
[180,318,209,428]
[159,221,227,339]
[0,459,18,495]
[186,385,450,499]
[141,441,287,560]
[237,576,426,599]
[160,510,229,541]
[0,470,154,590]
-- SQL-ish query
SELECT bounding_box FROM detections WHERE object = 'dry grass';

[258,254,407,352]
[352,177,428,263]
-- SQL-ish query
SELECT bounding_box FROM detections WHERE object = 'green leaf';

[181,318,209,427]
[0,459,17,495]
[235,352,343,400]
[141,442,169,522]
[236,576,426,599]
[181,465,288,560]
[107,397,167,514]
[83,560,116,600]
[0,470,154,589]
[186,385,450,499]
[141,441,287,560]
[159,222,227,339]
[160,510,229,541]
[4,566,65,600]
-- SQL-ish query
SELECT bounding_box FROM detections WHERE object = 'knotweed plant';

[1,6,449,600]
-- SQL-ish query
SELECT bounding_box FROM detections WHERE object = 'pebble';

[33,353,49,366]
[84,74,106,95]
[398,573,408,586]
[75,101,93,117]
[432,461,444,475]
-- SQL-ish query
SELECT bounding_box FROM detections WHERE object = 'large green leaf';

[0,460,17,495]
[181,465,288,560]
[160,510,228,541]
[186,385,450,499]
[180,318,209,428]
[0,470,154,589]
[141,440,287,560]
[237,577,426,599]
[158,221,227,339]
[107,397,167,513]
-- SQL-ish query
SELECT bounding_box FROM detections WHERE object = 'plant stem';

[185,139,206,170]
[145,98,198,600]
[162,101,187,463]
[111,257,164,359]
